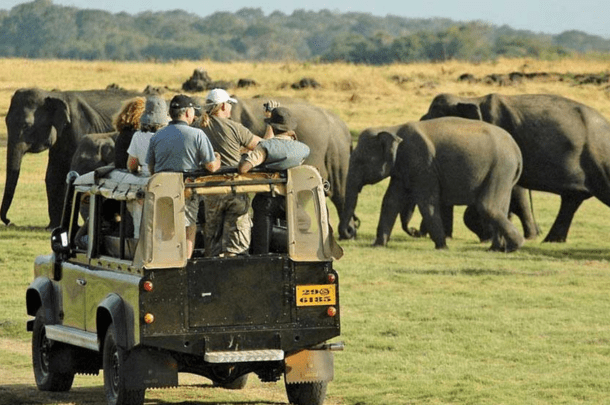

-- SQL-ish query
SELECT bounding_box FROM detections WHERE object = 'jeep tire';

[285,381,327,405]
[103,324,145,405]
[32,307,75,392]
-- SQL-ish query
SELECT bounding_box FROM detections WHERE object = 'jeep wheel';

[103,324,145,405]
[285,381,327,405]
[32,308,75,392]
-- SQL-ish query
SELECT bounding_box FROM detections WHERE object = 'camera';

[263,100,279,113]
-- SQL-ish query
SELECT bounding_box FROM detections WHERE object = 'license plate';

[296,285,336,306]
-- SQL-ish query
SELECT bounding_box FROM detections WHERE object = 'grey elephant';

[70,132,118,175]
[228,97,355,237]
[421,92,610,242]
[2,88,141,229]
[339,117,525,251]
[337,124,537,242]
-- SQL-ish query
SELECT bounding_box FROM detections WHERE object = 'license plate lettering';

[296,285,336,306]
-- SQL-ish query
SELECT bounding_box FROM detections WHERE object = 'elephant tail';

[528,188,539,235]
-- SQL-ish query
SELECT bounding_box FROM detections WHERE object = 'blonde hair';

[113,97,146,132]
[200,102,224,128]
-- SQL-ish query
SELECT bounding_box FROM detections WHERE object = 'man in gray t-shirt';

[197,88,275,257]
[146,94,220,258]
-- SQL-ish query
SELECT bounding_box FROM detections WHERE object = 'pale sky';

[3,0,610,39]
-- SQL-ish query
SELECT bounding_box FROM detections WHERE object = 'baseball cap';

[169,94,201,112]
[205,88,237,106]
[265,107,297,133]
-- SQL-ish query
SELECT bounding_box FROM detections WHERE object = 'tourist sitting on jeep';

[146,94,221,258]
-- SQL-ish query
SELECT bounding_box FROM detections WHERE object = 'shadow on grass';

[519,245,610,262]
[0,384,285,405]
[448,239,610,263]
[397,268,519,276]
[389,242,609,277]
[0,224,49,232]
[0,384,103,405]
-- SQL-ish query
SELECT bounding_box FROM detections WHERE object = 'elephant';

[2,87,141,229]
[70,132,118,175]
[228,96,355,237]
[339,117,525,251]
[421,92,610,243]
[337,125,537,243]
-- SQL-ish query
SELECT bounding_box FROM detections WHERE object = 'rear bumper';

[140,325,340,356]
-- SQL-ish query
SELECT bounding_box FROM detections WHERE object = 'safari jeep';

[26,165,343,405]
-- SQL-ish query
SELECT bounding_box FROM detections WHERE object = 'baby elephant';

[347,116,524,252]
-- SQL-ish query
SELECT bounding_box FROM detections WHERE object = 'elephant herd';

[4,87,610,253]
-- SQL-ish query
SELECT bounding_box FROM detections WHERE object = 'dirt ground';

[0,338,338,405]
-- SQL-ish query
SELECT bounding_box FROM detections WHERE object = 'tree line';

[1,0,610,64]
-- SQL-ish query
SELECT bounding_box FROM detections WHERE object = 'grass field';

[1,57,610,404]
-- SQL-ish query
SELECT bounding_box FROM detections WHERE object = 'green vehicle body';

[26,165,343,405]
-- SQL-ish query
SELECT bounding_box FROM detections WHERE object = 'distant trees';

[0,0,608,63]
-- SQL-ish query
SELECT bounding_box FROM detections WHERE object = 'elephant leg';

[543,193,588,243]
[374,178,406,246]
[463,205,492,242]
[510,186,539,240]
[399,195,421,237]
[330,172,360,240]
[441,204,454,238]
[417,199,447,250]
[416,204,451,238]
[417,218,428,238]
[45,148,71,229]
[479,195,524,252]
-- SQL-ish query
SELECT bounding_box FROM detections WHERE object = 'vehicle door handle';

[76,279,87,286]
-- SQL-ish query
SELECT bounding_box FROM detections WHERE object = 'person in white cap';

[198,88,274,257]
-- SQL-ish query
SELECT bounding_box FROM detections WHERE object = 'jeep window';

[70,192,87,251]
[87,195,136,261]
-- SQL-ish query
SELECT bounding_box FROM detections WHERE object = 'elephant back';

[404,117,523,197]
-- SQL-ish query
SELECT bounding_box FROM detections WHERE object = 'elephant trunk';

[338,169,362,240]
[1,141,28,225]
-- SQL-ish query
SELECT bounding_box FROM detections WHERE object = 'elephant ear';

[100,139,116,166]
[456,103,483,120]
[483,93,517,131]
[378,131,403,176]
[45,97,71,136]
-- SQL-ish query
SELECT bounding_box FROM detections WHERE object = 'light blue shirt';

[146,121,215,173]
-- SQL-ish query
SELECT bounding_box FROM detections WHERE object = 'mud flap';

[284,350,334,384]
[124,348,178,390]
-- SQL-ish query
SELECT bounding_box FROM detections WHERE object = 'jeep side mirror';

[51,227,69,280]
[51,227,69,255]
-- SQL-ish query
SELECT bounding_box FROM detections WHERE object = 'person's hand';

[214,151,221,161]
[263,100,280,112]
[263,100,280,118]
[284,130,297,140]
